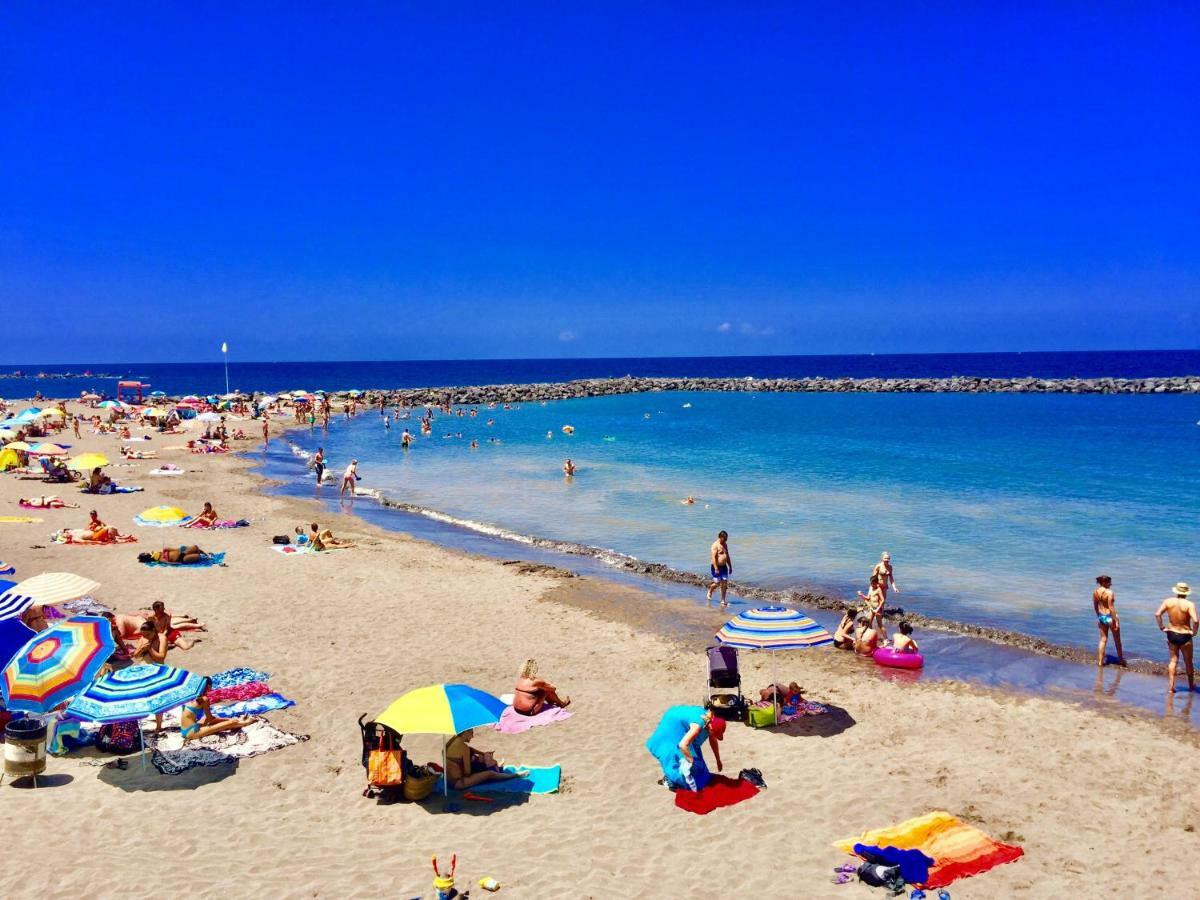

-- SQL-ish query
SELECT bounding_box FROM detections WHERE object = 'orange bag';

[368,733,405,788]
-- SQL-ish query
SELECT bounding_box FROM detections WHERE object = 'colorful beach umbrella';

[68,452,109,470]
[81,393,102,401]
[715,606,832,721]
[4,441,32,452]
[149,390,166,398]
[376,684,507,736]
[66,663,205,723]
[28,443,67,456]
[134,505,191,527]
[0,572,101,622]
[1,617,115,713]
[97,400,122,409]
[39,408,65,419]
[196,412,222,423]
[715,606,834,651]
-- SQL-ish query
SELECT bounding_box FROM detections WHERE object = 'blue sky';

[1,5,1196,363]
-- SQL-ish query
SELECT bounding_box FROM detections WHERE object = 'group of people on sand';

[1093,575,1198,692]
[295,522,354,551]
[830,553,919,657]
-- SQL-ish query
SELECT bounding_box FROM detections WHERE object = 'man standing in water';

[706,531,732,606]
[872,552,899,599]
[1092,574,1126,667]
[1155,582,1198,693]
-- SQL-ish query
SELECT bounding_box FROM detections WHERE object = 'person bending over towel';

[513,658,570,715]
[444,729,527,789]
[138,545,213,565]
[179,678,253,742]
[645,705,726,792]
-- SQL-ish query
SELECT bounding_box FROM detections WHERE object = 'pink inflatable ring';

[873,647,924,669]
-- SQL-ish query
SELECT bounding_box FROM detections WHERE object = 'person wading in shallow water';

[706,530,732,606]
[1092,574,1126,667]
[1156,582,1198,694]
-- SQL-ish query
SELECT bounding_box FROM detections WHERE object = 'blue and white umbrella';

[66,663,205,723]
[0,618,36,673]
[0,572,101,622]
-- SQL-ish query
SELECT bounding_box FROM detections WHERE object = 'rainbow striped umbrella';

[715,606,833,651]
[1,617,115,713]
[66,663,205,722]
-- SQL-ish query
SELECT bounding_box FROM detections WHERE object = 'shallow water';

[279,390,1200,661]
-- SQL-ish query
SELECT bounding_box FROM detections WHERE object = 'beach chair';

[705,645,746,722]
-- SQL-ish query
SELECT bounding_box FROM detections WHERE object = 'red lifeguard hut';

[116,381,149,404]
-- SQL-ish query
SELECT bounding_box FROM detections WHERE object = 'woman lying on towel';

[138,545,213,565]
[179,678,254,742]
[119,445,157,459]
[86,509,126,543]
[20,495,79,509]
[513,659,570,715]
[645,705,726,792]
[444,729,528,790]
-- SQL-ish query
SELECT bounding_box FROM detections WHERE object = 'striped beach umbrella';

[134,506,192,527]
[715,606,833,651]
[28,443,68,456]
[1,617,115,713]
[0,572,101,622]
[715,606,832,722]
[97,400,123,409]
[66,663,205,723]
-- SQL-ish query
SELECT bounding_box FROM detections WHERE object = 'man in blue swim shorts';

[706,530,732,606]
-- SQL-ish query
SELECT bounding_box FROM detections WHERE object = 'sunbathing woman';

[179,678,254,742]
[832,607,857,650]
[443,729,527,789]
[193,501,219,527]
[86,510,123,543]
[513,659,570,715]
[138,545,214,565]
[87,467,114,494]
[297,523,355,550]
[131,621,169,664]
[19,495,78,509]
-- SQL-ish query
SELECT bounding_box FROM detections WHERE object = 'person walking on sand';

[706,531,732,605]
[1155,583,1198,693]
[1092,574,1126,667]
[872,552,899,599]
[313,447,325,485]
[340,459,359,500]
[262,418,269,446]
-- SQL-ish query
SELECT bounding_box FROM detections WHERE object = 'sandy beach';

[2,402,1199,899]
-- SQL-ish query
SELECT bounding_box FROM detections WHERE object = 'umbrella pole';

[443,740,449,797]
[140,725,147,771]
[772,653,779,725]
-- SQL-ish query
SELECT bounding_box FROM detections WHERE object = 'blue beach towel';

[208,666,272,689]
[140,552,225,568]
[854,843,935,886]
[211,693,295,718]
[442,765,561,796]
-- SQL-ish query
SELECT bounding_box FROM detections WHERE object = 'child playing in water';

[889,620,919,654]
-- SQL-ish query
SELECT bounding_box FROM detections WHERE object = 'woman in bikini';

[131,620,169,664]
[137,545,211,565]
[443,729,527,789]
[513,659,570,716]
[857,575,888,641]
[192,502,219,527]
[179,678,253,742]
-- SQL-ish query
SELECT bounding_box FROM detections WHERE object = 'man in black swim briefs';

[1155,582,1198,693]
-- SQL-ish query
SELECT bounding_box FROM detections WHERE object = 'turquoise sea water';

[285,391,1200,659]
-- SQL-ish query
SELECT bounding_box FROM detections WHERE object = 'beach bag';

[272,535,290,545]
[403,768,438,801]
[748,705,776,729]
[368,733,405,788]
[97,720,140,753]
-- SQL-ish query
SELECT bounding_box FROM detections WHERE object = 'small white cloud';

[739,322,776,337]
[558,329,576,342]
[717,322,732,333]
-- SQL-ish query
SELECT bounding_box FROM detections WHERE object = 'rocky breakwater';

[369,373,1200,407]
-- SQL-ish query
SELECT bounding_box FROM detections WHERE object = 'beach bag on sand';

[403,768,438,801]
[272,535,290,545]
[97,720,140,753]
[748,705,776,729]
[368,733,405,788]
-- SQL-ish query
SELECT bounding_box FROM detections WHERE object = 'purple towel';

[493,704,573,734]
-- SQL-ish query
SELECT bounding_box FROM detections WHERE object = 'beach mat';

[441,765,562,796]
[0,516,42,523]
[148,718,309,775]
[210,693,295,718]
[140,552,225,568]
[272,544,313,555]
[834,810,1024,889]
[674,775,759,815]
[493,704,573,734]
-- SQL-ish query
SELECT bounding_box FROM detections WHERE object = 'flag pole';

[221,342,229,395]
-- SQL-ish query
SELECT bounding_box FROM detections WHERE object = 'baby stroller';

[705,645,747,722]
[358,713,406,801]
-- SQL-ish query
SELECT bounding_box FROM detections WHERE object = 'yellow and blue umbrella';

[68,452,110,471]
[1,617,115,713]
[715,606,833,651]
[376,683,507,736]
[66,663,205,722]
[134,506,192,527]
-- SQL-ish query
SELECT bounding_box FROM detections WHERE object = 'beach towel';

[854,844,935,886]
[440,765,562,796]
[79,484,144,494]
[60,597,112,616]
[52,528,138,545]
[183,518,248,529]
[147,719,309,776]
[272,543,313,555]
[210,693,295,718]
[493,704,574,734]
[209,667,272,691]
[834,811,1024,889]
[673,775,759,815]
[149,466,185,476]
[140,552,225,568]
[0,516,42,523]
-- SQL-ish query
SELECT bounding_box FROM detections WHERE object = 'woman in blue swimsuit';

[179,678,253,742]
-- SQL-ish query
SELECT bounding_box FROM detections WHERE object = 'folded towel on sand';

[208,667,272,692]
[211,693,295,718]
[493,704,573,734]
[439,765,561,796]
[834,811,1025,889]
[148,467,184,476]
[147,719,309,776]
[61,597,112,616]
[674,775,759,815]
[140,552,225,568]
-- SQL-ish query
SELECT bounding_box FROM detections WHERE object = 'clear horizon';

[2,7,1196,363]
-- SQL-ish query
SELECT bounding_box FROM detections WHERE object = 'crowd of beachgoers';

[0,386,1197,897]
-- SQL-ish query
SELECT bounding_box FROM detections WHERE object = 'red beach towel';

[674,775,758,815]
